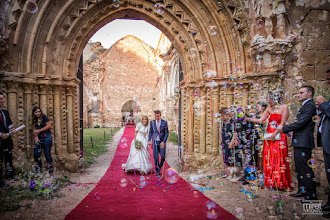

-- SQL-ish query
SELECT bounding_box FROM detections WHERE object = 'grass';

[168,130,178,145]
[82,127,119,167]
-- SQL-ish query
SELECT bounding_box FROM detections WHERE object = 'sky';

[89,19,163,49]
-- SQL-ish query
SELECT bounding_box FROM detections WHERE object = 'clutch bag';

[264,133,281,140]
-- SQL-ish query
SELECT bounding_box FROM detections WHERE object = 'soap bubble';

[120,137,128,148]
[188,48,198,58]
[208,25,217,35]
[279,141,286,149]
[244,166,258,183]
[113,0,120,8]
[205,80,218,88]
[164,168,179,184]
[120,178,128,187]
[154,3,165,14]
[26,0,38,13]
[228,157,235,164]
[193,190,199,198]
[312,115,320,122]
[307,158,317,168]
[300,186,306,193]
[301,152,306,157]
[189,29,197,35]
[204,71,217,78]
[205,201,220,219]
[140,176,146,188]
[257,19,263,28]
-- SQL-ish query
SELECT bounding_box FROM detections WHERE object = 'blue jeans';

[34,133,53,171]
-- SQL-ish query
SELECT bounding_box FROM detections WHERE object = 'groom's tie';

[156,120,160,141]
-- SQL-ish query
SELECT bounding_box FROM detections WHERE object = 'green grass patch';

[82,127,119,167]
[168,130,178,144]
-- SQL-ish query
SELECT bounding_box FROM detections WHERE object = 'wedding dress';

[122,122,153,174]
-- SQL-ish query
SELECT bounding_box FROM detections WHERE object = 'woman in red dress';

[246,92,293,190]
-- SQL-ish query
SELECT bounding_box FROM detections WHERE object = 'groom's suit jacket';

[317,99,330,153]
[148,119,169,144]
[282,99,316,148]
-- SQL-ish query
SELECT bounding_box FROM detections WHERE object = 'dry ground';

[2,128,326,220]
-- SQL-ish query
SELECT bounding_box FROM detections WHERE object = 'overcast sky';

[89,19,163,49]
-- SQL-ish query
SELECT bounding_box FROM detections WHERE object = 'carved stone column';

[226,87,234,107]
[188,87,194,153]
[193,89,200,153]
[242,86,249,107]
[53,86,63,160]
[199,87,206,154]
[39,85,48,115]
[180,89,187,152]
[211,87,219,155]
[206,88,212,154]
[66,87,74,153]
[24,84,33,159]
[7,83,17,159]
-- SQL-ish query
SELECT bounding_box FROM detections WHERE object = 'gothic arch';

[0,0,252,172]
[3,0,249,80]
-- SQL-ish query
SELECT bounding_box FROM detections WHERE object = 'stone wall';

[83,36,164,127]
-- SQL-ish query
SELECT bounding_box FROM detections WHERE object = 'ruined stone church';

[0,1,329,189]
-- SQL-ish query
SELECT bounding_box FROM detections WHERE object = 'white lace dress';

[121,123,153,174]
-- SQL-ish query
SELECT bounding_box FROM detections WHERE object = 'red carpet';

[65,125,236,220]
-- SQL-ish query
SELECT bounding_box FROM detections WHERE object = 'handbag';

[264,133,281,140]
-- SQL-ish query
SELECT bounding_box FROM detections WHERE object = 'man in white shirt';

[148,110,169,175]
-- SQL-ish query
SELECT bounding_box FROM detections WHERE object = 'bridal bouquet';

[135,140,143,150]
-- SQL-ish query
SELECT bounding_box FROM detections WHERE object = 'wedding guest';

[278,85,316,199]
[246,91,293,190]
[220,108,232,177]
[32,107,53,173]
[256,102,267,118]
[315,69,330,217]
[255,102,267,171]
[0,92,15,184]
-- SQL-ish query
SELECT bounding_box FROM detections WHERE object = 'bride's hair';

[142,116,149,125]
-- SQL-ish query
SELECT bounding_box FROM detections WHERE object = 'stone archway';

[121,100,142,124]
[3,0,325,172]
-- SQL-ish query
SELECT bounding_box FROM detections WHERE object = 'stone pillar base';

[182,153,224,171]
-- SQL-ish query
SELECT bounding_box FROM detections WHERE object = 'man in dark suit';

[0,92,15,184]
[315,69,330,217]
[278,85,317,200]
[148,110,169,175]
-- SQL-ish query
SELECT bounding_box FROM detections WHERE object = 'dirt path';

[3,128,324,220]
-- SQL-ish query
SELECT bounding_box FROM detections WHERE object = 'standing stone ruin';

[0,0,329,193]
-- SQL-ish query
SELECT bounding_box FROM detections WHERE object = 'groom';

[148,110,169,175]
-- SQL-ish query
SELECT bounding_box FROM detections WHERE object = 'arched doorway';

[121,100,141,125]
[1,0,259,172]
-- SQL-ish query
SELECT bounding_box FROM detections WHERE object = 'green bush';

[168,130,178,144]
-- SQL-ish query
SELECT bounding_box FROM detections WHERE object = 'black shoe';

[237,177,245,182]
[290,192,304,197]
[322,204,330,212]
[242,181,249,185]
[323,213,330,218]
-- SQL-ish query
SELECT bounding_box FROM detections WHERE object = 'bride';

[122,116,153,174]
